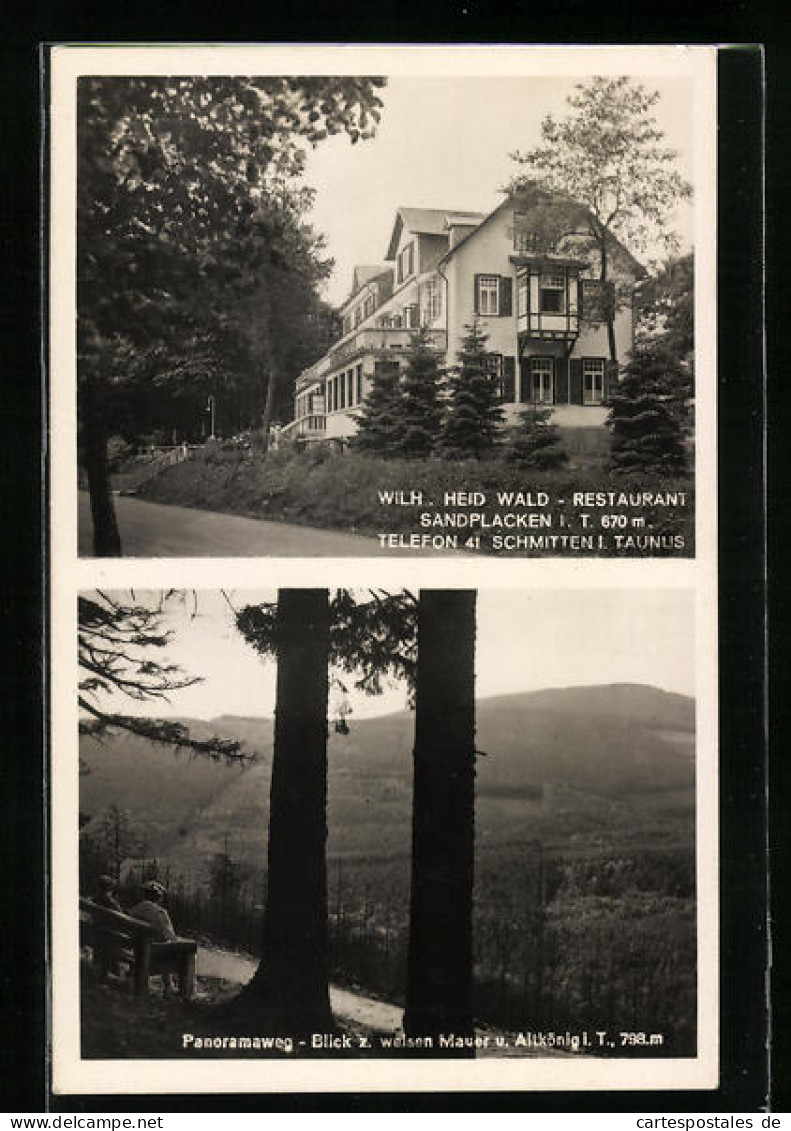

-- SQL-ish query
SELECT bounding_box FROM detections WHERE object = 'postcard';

[48,43,718,1095]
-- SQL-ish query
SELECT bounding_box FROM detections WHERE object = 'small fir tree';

[439,321,505,460]
[607,342,689,475]
[397,327,443,458]
[506,404,569,470]
[350,363,403,457]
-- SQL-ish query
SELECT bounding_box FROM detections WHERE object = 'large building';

[284,194,640,446]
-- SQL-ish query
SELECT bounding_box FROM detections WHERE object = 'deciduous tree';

[78,76,385,554]
[507,77,692,362]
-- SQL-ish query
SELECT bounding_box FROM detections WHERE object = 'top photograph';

[52,46,713,559]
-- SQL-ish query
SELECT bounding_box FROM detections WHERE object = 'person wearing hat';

[130,880,178,942]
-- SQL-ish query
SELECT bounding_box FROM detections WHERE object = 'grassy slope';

[138,447,694,557]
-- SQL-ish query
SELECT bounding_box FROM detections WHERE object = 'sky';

[85,588,696,723]
[301,75,696,307]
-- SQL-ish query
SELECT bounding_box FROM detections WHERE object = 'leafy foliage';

[438,320,505,460]
[637,252,694,371]
[78,76,385,552]
[507,77,692,359]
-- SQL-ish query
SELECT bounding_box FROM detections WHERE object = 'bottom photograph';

[73,585,697,1068]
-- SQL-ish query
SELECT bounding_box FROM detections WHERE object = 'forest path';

[195,945,572,1056]
[197,945,404,1034]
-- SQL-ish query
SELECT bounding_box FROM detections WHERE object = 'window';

[347,369,354,406]
[540,274,566,314]
[481,354,502,379]
[354,304,363,328]
[582,359,605,405]
[397,242,414,284]
[530,358,554,404]
[364,294,375,319]
[477,275,500,316]
[424,277,442,321]
[356,364,363,404]
[517,269,529,318]
[342,315,352,336]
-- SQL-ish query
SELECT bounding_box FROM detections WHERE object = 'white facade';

[288,197,638,444]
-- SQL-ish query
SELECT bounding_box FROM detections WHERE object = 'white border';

[49,43,718,1095]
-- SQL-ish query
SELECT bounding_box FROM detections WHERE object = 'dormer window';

[397,242,414,285]
[364,293,375,319]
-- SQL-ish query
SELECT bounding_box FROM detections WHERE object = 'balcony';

[518,309,580,342]
[329,326,447,366]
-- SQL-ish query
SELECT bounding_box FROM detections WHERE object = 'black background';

[0,13,779,1114]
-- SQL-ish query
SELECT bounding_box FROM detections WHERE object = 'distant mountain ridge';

[80,683,694,879]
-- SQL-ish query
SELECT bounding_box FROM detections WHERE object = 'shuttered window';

[474,274,513,316]
[397,242,414,284]
[477,275,499,316]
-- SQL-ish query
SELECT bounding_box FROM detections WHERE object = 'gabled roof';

[385,207,485,260]
[351,265,390,293]
[439,191,645,278]
[340,265,393,311]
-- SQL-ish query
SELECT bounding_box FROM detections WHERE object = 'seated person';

[130,880,178,940]
[130,880,193,995]
[92,874,123,912]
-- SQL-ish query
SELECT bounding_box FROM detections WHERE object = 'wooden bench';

[79,897,197,1001]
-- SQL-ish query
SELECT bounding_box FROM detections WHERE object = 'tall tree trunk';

[238,588,334,1034]
[81,377,122,557]
[260,362,278,452]
[599,240,618,363]
[259,285,277,451]
[404,589,477,1041]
